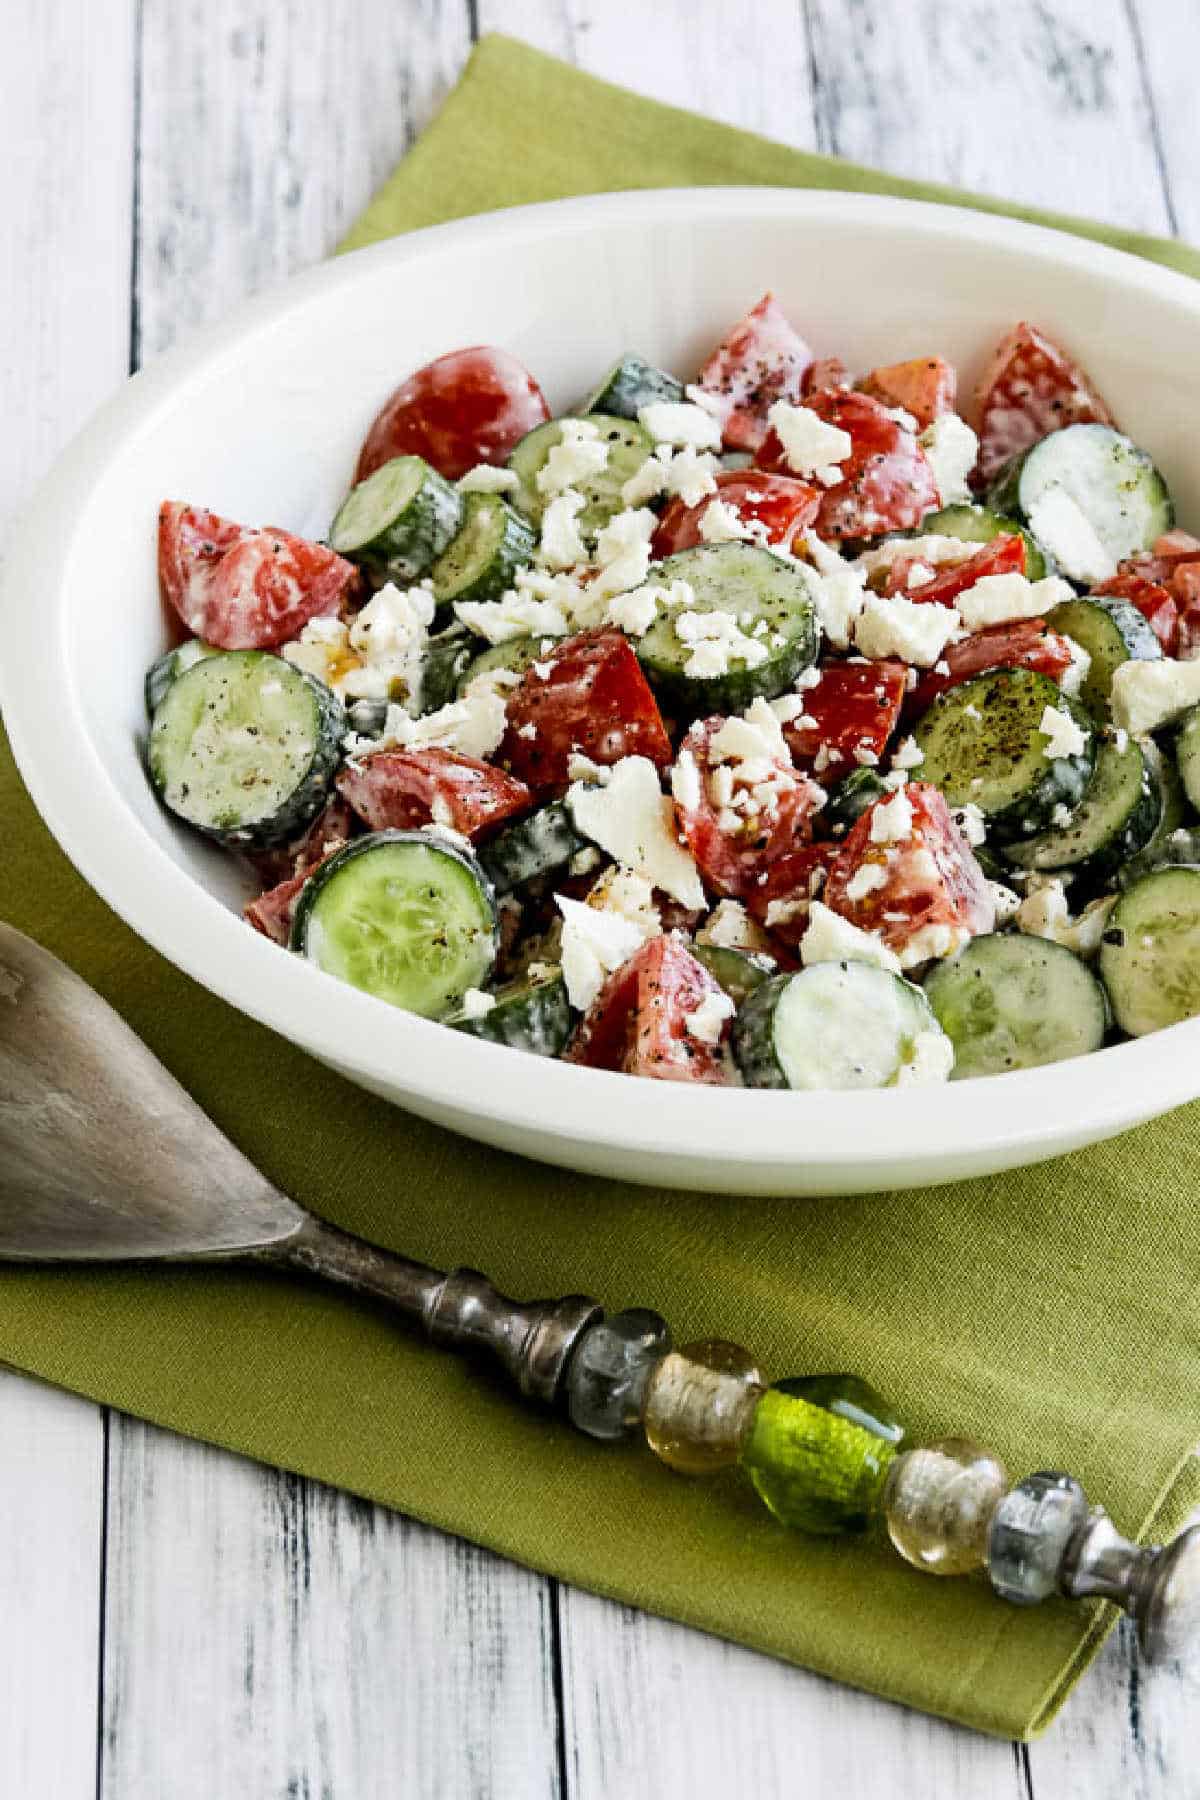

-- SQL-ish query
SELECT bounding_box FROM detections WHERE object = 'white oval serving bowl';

[5,187,1200,1196]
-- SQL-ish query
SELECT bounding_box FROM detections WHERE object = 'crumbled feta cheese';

[871,787,915,843]
[568,752,609,786]
[1050,802,1074,828]
[1039,704,1089,761]
[458,464,520,495]
[674,608,768,681]
[621,445,719,510]
[569,846,602,877]
[605,584,660,636]
[360,670,509,761]
[698,498,767,545]
[891,736,925,771]
[895,1029,956,1087]
[1110,657,1200,736]
[854,594,961,667]
[670,748,703,815]
[516,721,537,741]
[1025,487,1117,585]
[905,561,936,590]
[799,901,902,974]
[800,534,868,650]
[856,534,978,578]
[951,803,987,847]
[709,697,790,767]
[334,581,435,703]
[460,988,497,1020]
[918,413,979,505]
[556,893,649,1013]
[955,572,1075,632]
[590,506,657,599]
[537,489,588,570]
[456,571,574,644]
[684,988,736,1045]
[844,862,888,902]
[696,899,773,955]
[567,757,705,909]
[283,616,358,692]
[767,400,852,486]
[536,418,608,496]
[1059,636,1092,701]
[987,880,1022,924]
[638,400,723,451]
[769,693,817,728]
[1014,881,1115,956]
[898,922,971,969]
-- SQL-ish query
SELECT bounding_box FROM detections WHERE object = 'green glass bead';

[642,1339,765,1475]
[740,1374,906,1536]
[883,1437,1010,1575]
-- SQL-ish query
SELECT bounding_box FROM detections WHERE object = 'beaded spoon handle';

[2,922,1197,1663]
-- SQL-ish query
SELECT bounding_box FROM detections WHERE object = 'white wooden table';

[4,4,1200,1794]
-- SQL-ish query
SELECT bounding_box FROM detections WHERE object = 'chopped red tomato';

[565,936,731,1083]
[1173,565,1200,659]
[974,322,1115,486]
[337,748,532,841]
[1093,572,1179,656]
[158,503,358,649]
[905,620,1073,718]
[244,794,356,889]
[782,661,907,783]
[883,533,1026,602]
[498,630,672,796]
[651,469,820,558]
[802,356,851,396]
[858,356,957,430]
[744,841,838,951]
[354,346,550,483]
[825,783,994,964]
[755,390,940,540]
[244,819,353,946]
[672,717,824,900]
[694,293,814,452]
[245,871,308,946]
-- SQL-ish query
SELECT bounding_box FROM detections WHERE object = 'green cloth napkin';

[3,34,1200,1741]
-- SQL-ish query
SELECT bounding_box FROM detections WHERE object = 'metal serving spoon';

[1,920,1197,1664]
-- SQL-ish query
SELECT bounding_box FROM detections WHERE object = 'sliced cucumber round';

[1118,825,1200,889]
[580,353,685,420]
[446,969,571,1056]
[913,668,1096,841]
[1003,732,1157,880]
[918,503,1047,581]
[330,454,463,583]
[1099,867,1200,1036]
[507,414,654,537]
[733,963,949,1091]
[144,638,219,716]
[923,934,1108,1077]
[419,624,476,714]
[291,830,497,1018]
[149,650,346,848]
[691,943,771,1007]
[987,423,1174,584]
[478,801,584,894]
[637,543,819,714]
[455,633,561,695]
[1174,704,1200,813]
[429,493,535,610]
[1043,594,1161,717]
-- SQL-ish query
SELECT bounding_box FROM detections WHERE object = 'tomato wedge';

[755,390,940,540]
[245,871,309,946]
[858,356,957,430]
[672,718,824,900]
[744,841,839,951]
[565,935,731,1083]
[337,748,532,841]
[905,620,1073,719]
[650,469,820,558]
[1093,572,1179,656]
[499,630,672,796]
[974,322,1115,486]
[694,292,814,452]
[802,356,851,396]
[355,346,550,483]
[883,533,1026,602]
[158,503,358,649]
[783,661,907,783]
[244,794,356,889]
[825,783,994,965]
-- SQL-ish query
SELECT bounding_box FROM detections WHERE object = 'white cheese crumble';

[537,489,588,570]
[696,899,773,956]
[674,608,769,680]
[1039,704,1089,761]
[891,736,925,771]
[684,988,737,1045]
[1059,636,1092,700]
[800,533,868,650]
[1110,657,1200,736]
[555,893,648,1014]
[455,570,575,644]
[589,506,657,600]
[1014,879,1115,958]
[620,445,719,509]
[987,880,1023,924]
[951,802,987,847]
[457,464,520,495]
[856,534,979,578]
[955,572,1074,632]
[698,498,767,545]
[844,862,888,902]
[871,787,915,843]
[854,594,960,667]
[605,585,660,636]
[767,400,852,486]
[306,580,436,704]
[799,901,902,974]
[638,400,723,451]
[918,414,978,505]
[895,1029,956,1087]
[670,747,703,815]
[898,922,971,969]
[459,988,497,1020]
[1025,487,1117,585]
[357,669,510,762]
[536,418,608,496]
[567,757,706,910]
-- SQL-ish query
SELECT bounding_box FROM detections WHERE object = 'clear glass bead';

[567,1309,671,1441]
[740,1374,905,1535]
[642,1339,764,1474]
[884,1437,1009,1575]
[987,1471,1090,1605]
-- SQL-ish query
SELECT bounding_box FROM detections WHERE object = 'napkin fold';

[4,33,1200,1739]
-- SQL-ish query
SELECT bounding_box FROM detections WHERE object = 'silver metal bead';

[987,1471,1089,1606]
[1062,1510,1200,1665]
[566,1308,671,1440]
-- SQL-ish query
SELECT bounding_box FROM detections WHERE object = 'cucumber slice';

[455,634,561,695]
[345,697,390,740]
[733,963,948,1091]
[1099,867,1200,1035]
[292,830,497,1018]
[825,767,890,833]
[923,934,1108,1077]
[1003,732,1157,879]
[429,493,535,609]
[149,650,345,848]
[637,543,819,713]
[330,455,463,583]
[1043,594,1161,717]
[1118,825,1200,888]
[580,353,685,420]
[692,943,771,1006]
[1174,703,1200,813]
[478,802,584,894]
[913,668,1096,841]
[987,423,1174,583]
[144,639,219,716]
[447,969,571,1056]
[507,415,654,537]
[918,503,1047,582]
[1117,738,1192,887]
[419,625,476,714]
